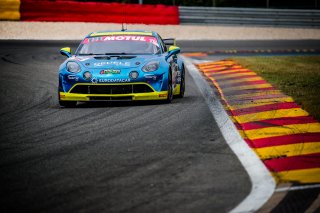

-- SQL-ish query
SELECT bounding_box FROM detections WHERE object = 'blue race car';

[58,30,185,107]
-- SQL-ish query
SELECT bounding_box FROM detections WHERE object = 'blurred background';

[74,0,319,9]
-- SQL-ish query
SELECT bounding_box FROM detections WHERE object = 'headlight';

[142,61,159,72]
[66,62,81,73]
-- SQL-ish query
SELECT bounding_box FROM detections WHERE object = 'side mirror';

[60,47,71,58]
[165,46,180,60]
[163,38,176,46]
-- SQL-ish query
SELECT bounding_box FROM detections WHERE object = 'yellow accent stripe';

[229,97,295,110]
[0,0,20,20]
[222,83,273,93]
[273,168,320,184]
[235,108,309,123]
[60,91,168,101]
[173,84,181,95]
[244,123,320,140]
[90,32,153,37]
[255,142,320,160]
[60,47,71,53]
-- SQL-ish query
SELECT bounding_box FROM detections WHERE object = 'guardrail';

[179,6,320,27]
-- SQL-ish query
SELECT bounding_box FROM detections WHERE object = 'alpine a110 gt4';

[58,30,185,107]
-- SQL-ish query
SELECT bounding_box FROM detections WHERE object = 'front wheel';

[58,89,77,107]
[166,71,173,103]
[59,101,77,108]
[176,67,185,98]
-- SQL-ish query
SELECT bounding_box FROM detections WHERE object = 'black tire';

[176,67,185,98]
[59,101,77,108]
[166,71,173,103]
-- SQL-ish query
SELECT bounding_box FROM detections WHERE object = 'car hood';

[72,55,161,69]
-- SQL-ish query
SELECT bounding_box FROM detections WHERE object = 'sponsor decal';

[82,36,159,47]
[94,61,131,67]
[67,75,79,81]
[90,32,153,37]
[144,74,157,80]
[91,77,130,83]
[91,78,98,84]
[98,79,130,83]
[100,69,121,74]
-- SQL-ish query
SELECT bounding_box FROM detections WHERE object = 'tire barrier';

[19,0,179,24]
[0,0,20,20]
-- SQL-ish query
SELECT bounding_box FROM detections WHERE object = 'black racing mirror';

[165,46,181,60]
[60,47,71,58]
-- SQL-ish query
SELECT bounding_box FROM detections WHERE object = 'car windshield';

[76,35,161,55]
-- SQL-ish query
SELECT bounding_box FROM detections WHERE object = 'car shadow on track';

[56,97,190,109]
[77,101,167,108]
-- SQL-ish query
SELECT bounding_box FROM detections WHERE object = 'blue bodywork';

[58,30,184,104]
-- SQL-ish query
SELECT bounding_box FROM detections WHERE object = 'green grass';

[231,56,320,121]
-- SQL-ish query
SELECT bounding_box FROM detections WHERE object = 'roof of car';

[89,30,155,37]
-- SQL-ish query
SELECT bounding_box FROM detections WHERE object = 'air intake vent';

[70,84,153,94]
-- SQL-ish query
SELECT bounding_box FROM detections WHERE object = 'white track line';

[276,184,320,192]
[183,56,276,213]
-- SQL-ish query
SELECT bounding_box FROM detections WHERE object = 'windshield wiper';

[78,53,133,56]
[78,53,105,56]
[104,53,127,55]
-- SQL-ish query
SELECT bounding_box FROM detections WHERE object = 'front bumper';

[59,82,168,101]
[59,91,168,101]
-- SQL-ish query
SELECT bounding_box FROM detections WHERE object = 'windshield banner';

[82,36,159,46]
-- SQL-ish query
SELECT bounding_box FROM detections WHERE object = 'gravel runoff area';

[1,21,320,40]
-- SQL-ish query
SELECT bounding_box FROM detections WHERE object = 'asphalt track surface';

[0,40,252,213]
[1,40,319,213]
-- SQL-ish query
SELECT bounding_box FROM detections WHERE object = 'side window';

[157,34,167,53]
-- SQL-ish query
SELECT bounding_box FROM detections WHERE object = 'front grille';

[70,84,153,94]
[90,96,132,101]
